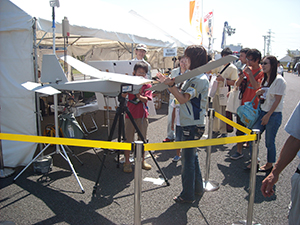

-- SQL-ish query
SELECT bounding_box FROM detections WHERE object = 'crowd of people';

[121,43,299,223]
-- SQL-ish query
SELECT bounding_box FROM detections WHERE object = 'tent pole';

[131,43,134,59]
[33,18,43,153]
[52,6,56,54]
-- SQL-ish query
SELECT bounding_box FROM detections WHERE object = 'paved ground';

[1,71,300,225]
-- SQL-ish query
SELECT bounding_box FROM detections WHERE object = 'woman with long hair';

[254,55,286,172]
[156,45,209,203]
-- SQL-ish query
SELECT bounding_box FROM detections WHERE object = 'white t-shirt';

[284,101,300,158]
[261,75,286,112]
[169,67,188,100]
[171,99,180,126]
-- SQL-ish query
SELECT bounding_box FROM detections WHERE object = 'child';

[122,62,152,173]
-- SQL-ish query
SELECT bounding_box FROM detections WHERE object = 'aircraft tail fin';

[41,54,68,84]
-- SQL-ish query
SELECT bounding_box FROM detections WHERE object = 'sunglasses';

[261,62,269,65]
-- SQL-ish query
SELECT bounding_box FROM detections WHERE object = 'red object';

[163,138,174,142]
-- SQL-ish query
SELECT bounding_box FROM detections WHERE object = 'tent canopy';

[279,55,293,63]
[10,0,198,69]
[10,0,179,50]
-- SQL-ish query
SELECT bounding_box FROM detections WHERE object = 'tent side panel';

[0,28,37,167]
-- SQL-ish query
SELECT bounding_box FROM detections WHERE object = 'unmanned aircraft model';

[22,54,155,96]
[22,54,238,96]
[149,55,238,91]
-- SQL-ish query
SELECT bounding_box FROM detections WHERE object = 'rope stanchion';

[134,141,143,225]
[246,129,260,225]
[233,129,261,225]
[203,108,220,192]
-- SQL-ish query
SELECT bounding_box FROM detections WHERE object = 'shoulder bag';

[236,96,261,129]
[226,84,241,113]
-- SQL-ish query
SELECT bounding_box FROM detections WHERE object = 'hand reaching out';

[261,172,277,197]
[156,72,174,86]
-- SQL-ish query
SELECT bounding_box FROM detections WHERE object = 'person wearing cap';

[133,43,152,79]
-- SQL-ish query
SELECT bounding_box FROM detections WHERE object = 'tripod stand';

[14,94,85,193]
[93,93,170,194]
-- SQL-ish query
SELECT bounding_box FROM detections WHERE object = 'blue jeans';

[252,111,282,163]
[179,125,204,201]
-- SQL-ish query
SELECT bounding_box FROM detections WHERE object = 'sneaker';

[123,163,132,173]
[163,138,174,142]
[142,161,152,170]
[172,155,181,162]
[230,152,244,160]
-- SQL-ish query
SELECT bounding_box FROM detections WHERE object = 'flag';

[189,0,203,43]
[203,11,213,49]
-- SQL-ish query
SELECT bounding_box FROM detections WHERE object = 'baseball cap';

[136,43,147,52]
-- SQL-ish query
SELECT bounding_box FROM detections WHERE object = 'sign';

[163,48,177,57]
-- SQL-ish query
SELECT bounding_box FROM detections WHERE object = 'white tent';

[10,0,179,58]
[279,55,292,63]
[0,0,181,168]
[0,0,37,167]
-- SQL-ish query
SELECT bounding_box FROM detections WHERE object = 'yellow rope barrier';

[214,112,252,135]
[145,134,256,151]
[0,133,131,150]
[0,132,256,152]
[0,109,255,152]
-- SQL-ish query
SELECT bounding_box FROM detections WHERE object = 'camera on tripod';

[121,84,133,93]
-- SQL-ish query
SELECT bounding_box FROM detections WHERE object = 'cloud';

[289,23,300,29]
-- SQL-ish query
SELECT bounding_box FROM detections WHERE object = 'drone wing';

[61,55,154,85]
[22,81,61,95]
[149,55,238,91]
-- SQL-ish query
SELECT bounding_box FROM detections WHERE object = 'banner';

[189,0,203,43]
[203,10,213,50]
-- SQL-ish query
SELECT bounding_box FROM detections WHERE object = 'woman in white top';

[253,55,287,172]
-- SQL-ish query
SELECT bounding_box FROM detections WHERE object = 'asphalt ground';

[1,71,300,225]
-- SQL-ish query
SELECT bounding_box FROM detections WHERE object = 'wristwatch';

[168,82,176,88]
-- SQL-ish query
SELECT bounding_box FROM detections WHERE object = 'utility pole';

[266,29,274,56]
[262,35,268,57]
[267,29,271,55]
[262,29,274,56]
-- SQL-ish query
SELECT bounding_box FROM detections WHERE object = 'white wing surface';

[61,55,154,85]
[149,55,238,91]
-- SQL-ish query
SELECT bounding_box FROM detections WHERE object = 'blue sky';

[102,0,300,59]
